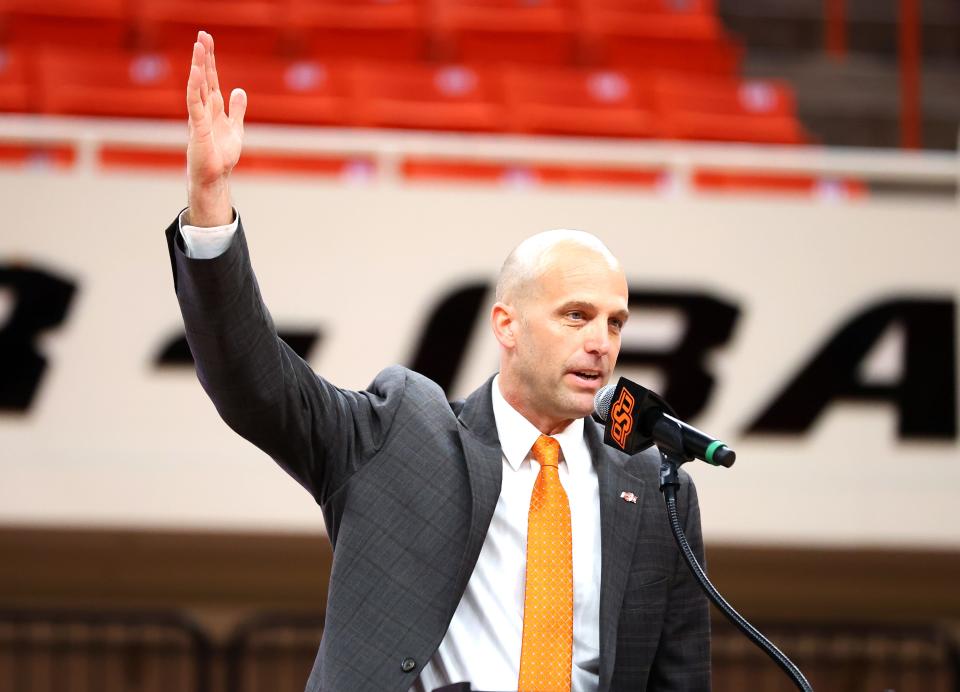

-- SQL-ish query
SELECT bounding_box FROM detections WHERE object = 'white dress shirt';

[178,217,603,692]
[179,210,237,259]
[415,378,602,692]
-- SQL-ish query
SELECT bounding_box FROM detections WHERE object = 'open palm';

[186,32,246,215]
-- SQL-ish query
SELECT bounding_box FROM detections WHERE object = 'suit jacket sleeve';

[648,471,712,690]
[164,213,405,507]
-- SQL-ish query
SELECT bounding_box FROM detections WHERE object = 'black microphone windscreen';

[594,384,616,421]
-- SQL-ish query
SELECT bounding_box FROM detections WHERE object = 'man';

[168,31,710,692]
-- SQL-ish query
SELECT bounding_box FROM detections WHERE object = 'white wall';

[1,165,958,548]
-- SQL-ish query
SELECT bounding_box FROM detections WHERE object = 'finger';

[202,32,220,94]
[228,88,247,130]
[191,40,208,104]
[186,64,207,123]
[197,29,212,57]
[207,70,224,118]
[191,36,203,71]
[209,89,225,121]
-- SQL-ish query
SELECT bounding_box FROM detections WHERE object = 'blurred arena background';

[0,0,959,690]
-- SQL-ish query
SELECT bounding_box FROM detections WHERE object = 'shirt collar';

[491,374,586,474]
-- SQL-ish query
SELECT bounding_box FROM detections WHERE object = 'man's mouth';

[569,370,602,384]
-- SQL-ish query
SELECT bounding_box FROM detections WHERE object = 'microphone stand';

[655,418,814,692]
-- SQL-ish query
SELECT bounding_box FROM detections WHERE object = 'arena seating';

[34,48,184,119]
[0,0,807,144]
[1,0,129,50]
[719,0,960,150]
[0,45,30,113]
[133,0,287,56]
[432,0,578,65]
[216,56,355,126]
[0,0,822,194]
[580,0,741,72]
[21,47,806,144]
[351,62,506,132]
[653,74,807,143]
[402,158,664,188]
[289,0,428,62]
[503,67,659,138]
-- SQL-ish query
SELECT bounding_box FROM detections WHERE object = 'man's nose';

[583,321,611,356]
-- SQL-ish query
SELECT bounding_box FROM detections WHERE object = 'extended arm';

[169,33,405,506]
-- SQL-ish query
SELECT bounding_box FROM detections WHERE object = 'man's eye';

[610,319,624,331]
[568,311,583,320]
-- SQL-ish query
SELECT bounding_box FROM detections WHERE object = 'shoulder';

[370,365,446,398]
[367,365,459,415]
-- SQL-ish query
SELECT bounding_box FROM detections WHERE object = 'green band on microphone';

[705,440,725,465]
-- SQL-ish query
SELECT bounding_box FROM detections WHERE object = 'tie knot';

[531,435,561,469]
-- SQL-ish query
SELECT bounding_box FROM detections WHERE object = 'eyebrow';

[558,301,630,322]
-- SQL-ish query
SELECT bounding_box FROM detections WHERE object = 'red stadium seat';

[0,45,32,113]
[655,74,797,116]
[98,146,186,169]
[666,110,806,144]
[0,143,75,168]
[653,75,808,144]
[694,170,867,198]
[592,35,741,74]
[288,0,429,62]
[133,0,286,56]
[538,163,661,187]
[578,0,718,11]
[432,0,578,66]
[234,153,376,179]
[578,0,741,73]
[580,0,726,44]
[35,48,184,119]
[352,62,506,132]
[2,0,129,50]
[98,144,375,179]
[215,56,353,125]
[403,158,663,188]
[503,67,659,138]
[403,159,517,183]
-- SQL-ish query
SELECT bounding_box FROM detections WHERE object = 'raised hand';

[185,31,247,227]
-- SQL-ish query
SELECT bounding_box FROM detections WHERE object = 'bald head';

[490,229,629,434]
[496,229,622,306]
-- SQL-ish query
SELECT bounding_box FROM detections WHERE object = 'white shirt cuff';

[179,208,239,259]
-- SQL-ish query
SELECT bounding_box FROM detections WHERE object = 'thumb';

[228,88,247,129]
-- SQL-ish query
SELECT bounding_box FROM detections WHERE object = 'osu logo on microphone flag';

[610,387,635,450]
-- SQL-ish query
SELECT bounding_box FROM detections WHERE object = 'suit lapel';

[454,380,649,690]
[453,377,504,597]
[586,422,646,691]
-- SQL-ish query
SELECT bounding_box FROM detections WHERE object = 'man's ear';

[491,302,517,348]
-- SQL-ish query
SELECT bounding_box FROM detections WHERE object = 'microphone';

[594,378,736,468]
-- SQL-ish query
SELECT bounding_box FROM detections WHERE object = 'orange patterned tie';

[518,435,573,692]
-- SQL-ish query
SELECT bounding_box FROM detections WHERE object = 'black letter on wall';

[0,265,77,411]
[408,283,489,394]
[747,298,956,439]
[155,330,323,365]
[618,291,740,421]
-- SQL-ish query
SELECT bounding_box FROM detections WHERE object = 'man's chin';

[562,391,600,420]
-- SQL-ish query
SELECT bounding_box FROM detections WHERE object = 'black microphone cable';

[595,380,814,692]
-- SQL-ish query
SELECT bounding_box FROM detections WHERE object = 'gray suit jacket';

[166,216,710,692]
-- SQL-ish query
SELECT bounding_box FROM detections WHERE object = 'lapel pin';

[620,491,637,504]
